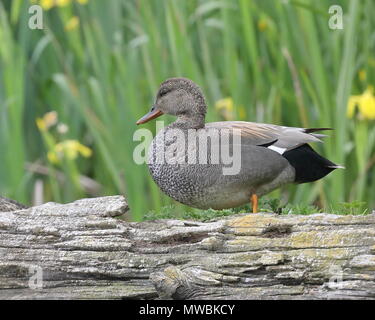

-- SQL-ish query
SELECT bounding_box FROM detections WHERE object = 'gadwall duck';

[137,78,342,213]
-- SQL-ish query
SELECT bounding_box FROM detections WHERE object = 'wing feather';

[204,121,330,152]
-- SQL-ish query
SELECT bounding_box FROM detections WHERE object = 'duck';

[136,77,343,213]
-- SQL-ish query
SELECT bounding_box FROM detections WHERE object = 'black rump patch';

[283,144,338,183]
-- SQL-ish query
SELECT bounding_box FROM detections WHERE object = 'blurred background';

[0,0,374,221]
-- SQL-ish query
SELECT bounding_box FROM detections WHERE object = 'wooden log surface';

[0,195,375,300]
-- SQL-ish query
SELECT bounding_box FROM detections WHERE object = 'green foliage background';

[0,0,374,220]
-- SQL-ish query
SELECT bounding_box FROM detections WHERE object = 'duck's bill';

[136,108,163,125]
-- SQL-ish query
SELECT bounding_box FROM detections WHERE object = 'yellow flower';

[36,118,47,132]
[65,16,80,31]
[48,140,92,164]
[44,111,58,127]
[36,111,58,132]
[215,97,234,121]
[215,97,234,112]
[58,140,92,159]
[40,0,54,10]
[347,86,375,120]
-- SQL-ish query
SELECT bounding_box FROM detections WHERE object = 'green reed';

[0,0,374,221]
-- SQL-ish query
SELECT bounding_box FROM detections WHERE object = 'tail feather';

[327,165,345,169]
[310,133,328,139]
[304,128,332,141]
[304,128,333,133]
[283,144,341,183]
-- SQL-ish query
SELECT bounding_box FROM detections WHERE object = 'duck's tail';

[282,144,344,184]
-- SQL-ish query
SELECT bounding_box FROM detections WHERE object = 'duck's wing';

[205,121,331,154]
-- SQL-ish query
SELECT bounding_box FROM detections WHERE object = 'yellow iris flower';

[347,87,375,120]
[36,112,91,164]
[65,16,80,31]
[36,111,58,132]
[48,140,92,164]
[215,97,234,121]
[215,97,234,112]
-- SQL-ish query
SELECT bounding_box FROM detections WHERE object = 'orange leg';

[251,194,258,213]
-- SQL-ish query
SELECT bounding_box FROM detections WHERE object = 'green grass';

[143,198,370,222]
[0,0,374,221]
[143,205,247,222]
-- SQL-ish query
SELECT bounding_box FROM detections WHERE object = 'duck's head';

[136,77,207,128]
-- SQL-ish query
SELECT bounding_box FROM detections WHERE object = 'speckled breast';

[146,127,253,209]
[147,128,203,206]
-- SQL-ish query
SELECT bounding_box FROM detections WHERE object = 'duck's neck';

[170,113,205,130]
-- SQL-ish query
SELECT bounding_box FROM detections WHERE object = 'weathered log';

[0,195,375,300]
